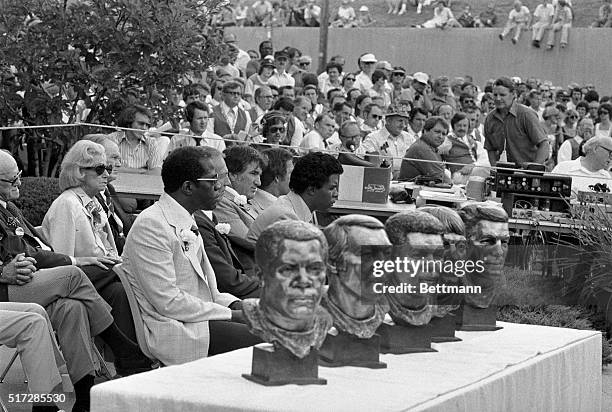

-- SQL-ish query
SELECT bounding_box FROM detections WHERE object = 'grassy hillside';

[247,0,603,28]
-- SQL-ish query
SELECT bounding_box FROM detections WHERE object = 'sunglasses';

[299,62,310,67]
[224,91,241,96]
[0,170,22,185]
[600,110,610,115]
[270,126,286,133]
[370,114,383,120]
[345,77,355,81]
[83,164,113,175]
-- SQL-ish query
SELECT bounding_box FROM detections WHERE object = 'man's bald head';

[0,150,17,176]
[0,150,21,202]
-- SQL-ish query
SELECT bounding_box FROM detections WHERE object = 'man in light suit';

[121,146,260,365]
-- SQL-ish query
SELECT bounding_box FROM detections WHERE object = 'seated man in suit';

[121,146,261,365]
[194,150,260,299]
[247,152,343,243]
[250,147,294,215]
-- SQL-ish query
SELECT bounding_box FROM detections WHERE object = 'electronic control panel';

[495,172,572,197]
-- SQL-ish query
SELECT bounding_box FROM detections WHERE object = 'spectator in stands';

[557,118,594,163]
[211,81,252,142]
[416,0,433,15]
[304,85,324,115]
[436,103,455,123]
[561,108,579,139]
[247,152,343,243]
[369,69,392,108]
[342,72,357,95]
[415,0,460,29]
[122,146,261,364]
[576,100,590,119]
[245,56,275,98]
[265,1,287,26]
[336,120,375,166]
[290,96,312,145]
[484,77,548,166]
[360,103,384,135]
[499,0,531,44]
[402,72,433,113]
[300,113,337,151]
[390,67,407,103]
[233,0,249,27]
[0,302,67,411]
[457,5,476,27]
[400,116,451,183]
[249,85,274,123]
[255,111,288,147]
[251,0,273,26]
[552,136,612,194]
[431,76,457,113]
[595,103,612,137]
[332,0,357,27]
[354,53,377,93]
[183,83,210,107]
[356,6,376,27]
[259,40,274,59]
[167,102,225,154]
[546,0,572,49]
[304,0,321,26]
[592,0,612,27]
[407,107,428,141]
[475,2,498,27]
[443,112,480,183]
[319,62,343,96]
[567,87,582,110]
[531,0,554,48]
[361,104,415,178]
[251,147,294,215]
[108,104,163,175]
[268,50,295,89]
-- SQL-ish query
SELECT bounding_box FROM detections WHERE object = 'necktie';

[195,138,202,146]
[226,109,236,133]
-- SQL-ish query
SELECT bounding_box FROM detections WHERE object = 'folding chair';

[114,264,162,369]
[0,350,19,384]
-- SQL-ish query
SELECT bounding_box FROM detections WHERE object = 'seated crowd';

[2,38,612,412]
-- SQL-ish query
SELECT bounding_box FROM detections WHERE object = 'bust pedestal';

[429,314,461,343]
[242,343,326,386]
[456,304,503,331]
[318,331,386,369]
[377,323,437,354]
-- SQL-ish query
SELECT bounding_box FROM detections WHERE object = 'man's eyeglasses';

[0,170,22,185]
[370,114,383,120]
[196,174,220,183]
[224,91,241,96]
[599,146,612,158]
[83,164,113,175]
[345,77,355,81]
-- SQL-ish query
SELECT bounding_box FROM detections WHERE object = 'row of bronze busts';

[242,204,510,386]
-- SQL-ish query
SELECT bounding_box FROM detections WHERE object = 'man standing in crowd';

[319,62,343,96]
[248,152,343,243]
[354,53,378,94]
[249,86,274,123]
[268,50,295,89]
[400,116,451,183]
[484,77,548,166]
[211,81,251,141]
[404,72,433,113]
[108,104,163,175]
[168,101,226,153]
[431,76,457,113]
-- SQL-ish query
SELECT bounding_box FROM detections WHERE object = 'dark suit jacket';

[194,210,260,299]
[0,202,72,301]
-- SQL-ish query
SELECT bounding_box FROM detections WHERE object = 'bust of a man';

[458,203,510,308]
[242,220,332,359]
[322,215,391,339]
[384,210,445,326]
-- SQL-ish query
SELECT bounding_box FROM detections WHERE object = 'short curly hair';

[116,104,152,128]
[385,210,444,245]
[224,145,265,176]
[162,146,221,193]
[289,152,343,195]
[260,147,294,189]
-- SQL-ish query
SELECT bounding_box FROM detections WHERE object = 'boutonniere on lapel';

[215,223,231,235]
[85,200,103,226]
[233,194,248,207]
[180,228,198,252]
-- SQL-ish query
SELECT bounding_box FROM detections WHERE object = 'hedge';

[13,177,62,226]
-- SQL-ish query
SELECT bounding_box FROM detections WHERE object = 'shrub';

[13,177,61,226]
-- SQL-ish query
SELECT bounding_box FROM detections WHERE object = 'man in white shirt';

[211,81,251,141]
[268,50,295,89]
[499,0,531,44]
[552,136,612,195]
[531,0,554,48]
[319,62,343,97]
[223,32,251,75]
[168,101,226,154]
[360,104,416,179]
[557,118,594,164]
[300,114,337,152]
[353,53,377,94]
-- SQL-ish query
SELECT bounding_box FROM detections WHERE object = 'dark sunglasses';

[345,77,355,81]
[224,91,241,96]
[0,170,22,185]
[83,164,113,175]
[600,110,610,115]
[370,114,383,120]
[270,126,286,133]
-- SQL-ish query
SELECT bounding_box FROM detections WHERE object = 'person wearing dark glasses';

[360,103,384,135]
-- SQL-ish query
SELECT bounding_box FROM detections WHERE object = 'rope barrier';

[3,121,612,183]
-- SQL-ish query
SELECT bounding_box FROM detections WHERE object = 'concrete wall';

[226,27,612,93]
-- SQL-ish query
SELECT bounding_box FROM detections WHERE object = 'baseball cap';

[413,72,429,84]
[297,55,312,64]
[261,56,275,67]
[274,50,289,60]
[359,6,369,12]
[386,103,410,118]
[360,53,377,63]
[392,66,407,75]
[376,61,393,71]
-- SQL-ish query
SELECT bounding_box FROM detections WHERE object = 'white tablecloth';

[91,322,602,412]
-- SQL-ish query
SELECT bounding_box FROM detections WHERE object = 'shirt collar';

[160,192,197,230]
[0,199,6,209]
[221,101,237,114]
[72,186,95,206]
[117,130,146,144]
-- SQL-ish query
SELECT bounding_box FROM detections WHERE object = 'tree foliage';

[0,0,230,176]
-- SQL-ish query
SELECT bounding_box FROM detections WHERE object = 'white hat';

[413,72,429,84]
[376,61,393,71]
[359,6,369,12]
[360,53,377,63]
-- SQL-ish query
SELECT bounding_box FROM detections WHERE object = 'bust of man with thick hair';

[242,220,332,359]
[322,215,390,339]
[458,203,510,308]
[384,210,445,326]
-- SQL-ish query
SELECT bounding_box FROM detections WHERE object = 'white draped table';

[91,322,602,412]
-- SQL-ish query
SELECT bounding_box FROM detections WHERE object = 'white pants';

[547,22,571,46]
[502,22,526,41]
[0,302,67,393]
[531,21,550,41]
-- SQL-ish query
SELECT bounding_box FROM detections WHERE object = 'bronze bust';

[242,220,332,359]
[322,215,391,339]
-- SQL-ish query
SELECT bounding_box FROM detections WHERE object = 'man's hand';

[75,256,122,271]
[0,253,37,285]
[231,309,247,324]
